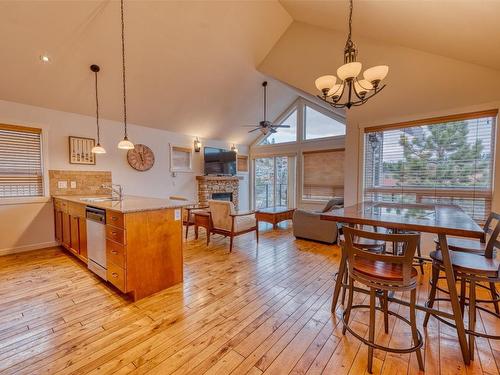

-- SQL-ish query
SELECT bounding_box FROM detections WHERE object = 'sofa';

[293,197,344,243]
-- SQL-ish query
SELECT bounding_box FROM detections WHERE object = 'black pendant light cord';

[94,70,100,143]
[120,0,128,139]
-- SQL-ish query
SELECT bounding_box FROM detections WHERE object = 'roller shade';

[0,125,43,198]
[363,111,497,222]
[303,149,344,200]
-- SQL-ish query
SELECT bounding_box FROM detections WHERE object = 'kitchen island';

[53,195,192,301]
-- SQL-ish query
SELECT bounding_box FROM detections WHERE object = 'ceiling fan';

[243,81,290,135]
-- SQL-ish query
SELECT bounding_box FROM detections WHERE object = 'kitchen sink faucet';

[101,184,124,201]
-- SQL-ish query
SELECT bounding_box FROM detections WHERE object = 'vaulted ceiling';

[0,1,499,144]
[0,0,295,144]
[279,0,500,70]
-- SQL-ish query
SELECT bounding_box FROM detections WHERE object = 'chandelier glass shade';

[315,0,388,109]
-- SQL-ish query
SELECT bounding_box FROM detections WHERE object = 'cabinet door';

[62,212,71,248]
[54,210,63,243]
[70,215,80,253]
[79,217,87,260]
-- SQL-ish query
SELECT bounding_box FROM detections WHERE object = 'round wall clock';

[127,144,155,171]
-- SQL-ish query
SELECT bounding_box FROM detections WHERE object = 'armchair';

[293,198,343,244]
[208,200,258,252]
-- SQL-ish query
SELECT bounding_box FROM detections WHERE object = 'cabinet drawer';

[106,240,126,268]
[55,199,69,213]
[107,263,126,292]
[69,202,86,217]
[106,226,125,245]
[106,211,124,229]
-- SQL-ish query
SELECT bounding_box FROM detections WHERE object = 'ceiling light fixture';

[39,55,51,63]
[117,0,134,150]
[314,0,388,109]
[90,65,106,154]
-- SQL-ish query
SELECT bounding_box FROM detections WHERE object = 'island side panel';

[124,208,183,300]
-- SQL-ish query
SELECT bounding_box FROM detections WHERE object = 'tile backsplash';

[49,170,112,196]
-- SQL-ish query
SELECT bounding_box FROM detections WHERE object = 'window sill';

[0,197,51,206]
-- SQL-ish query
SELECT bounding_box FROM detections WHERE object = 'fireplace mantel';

[196,175,243,181]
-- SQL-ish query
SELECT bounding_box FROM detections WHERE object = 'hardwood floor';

[0,223,499,374]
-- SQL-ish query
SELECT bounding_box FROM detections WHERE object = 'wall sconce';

[231,144,238,153]
[194,137,201,152]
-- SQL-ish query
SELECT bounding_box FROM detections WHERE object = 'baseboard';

[0,241,59,257]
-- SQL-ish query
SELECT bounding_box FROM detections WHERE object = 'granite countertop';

[53,195,194,213]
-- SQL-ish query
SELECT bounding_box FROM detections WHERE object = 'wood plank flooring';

[0,223,499,374]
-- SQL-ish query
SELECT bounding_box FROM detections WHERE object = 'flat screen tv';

[204,147,237,176]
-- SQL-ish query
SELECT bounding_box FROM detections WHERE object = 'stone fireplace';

[196,176,241,209]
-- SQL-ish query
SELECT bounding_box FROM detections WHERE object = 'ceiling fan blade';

[272,125,291,128]
[242,125,259,127]
[248,128,261,133]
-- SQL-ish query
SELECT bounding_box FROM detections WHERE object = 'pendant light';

[90,65,106,154]
[117,0,134,150]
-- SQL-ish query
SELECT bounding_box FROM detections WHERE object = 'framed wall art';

[69,136,96,165]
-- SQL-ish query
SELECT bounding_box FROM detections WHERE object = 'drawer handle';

[111,231,117,235]
[112,217,118,221]
[111,250,118,255]
[112,272,118,278]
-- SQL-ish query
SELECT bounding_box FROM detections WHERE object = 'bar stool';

[341,227,424,373]
[424,217,500,358]
[429,212,500,315]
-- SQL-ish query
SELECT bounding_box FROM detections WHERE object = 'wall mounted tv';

[204,147,237,176]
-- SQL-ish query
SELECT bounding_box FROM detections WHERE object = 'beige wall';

[259,21,500,210]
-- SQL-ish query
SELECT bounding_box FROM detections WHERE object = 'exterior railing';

[255,183,287,208]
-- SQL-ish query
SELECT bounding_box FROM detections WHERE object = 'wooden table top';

[320,201,484,239]
[256,206,295,214]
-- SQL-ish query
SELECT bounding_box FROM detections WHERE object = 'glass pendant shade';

[327,84,344,98]
[363,65,389,83]
[92,144,106,154]
[354,79,373,95]
[337,62,362,80]
[315,75,336,92]
[118,137,134,150]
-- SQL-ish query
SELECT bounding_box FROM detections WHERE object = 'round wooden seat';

[430,250,500,277]
[434,237,486,254]
[353,257,418,281]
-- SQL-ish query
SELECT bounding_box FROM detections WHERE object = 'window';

[303,149,344,200]
[254,156,292,208]
[304,105,345,140]
[363,111,497,222]
[0,124,43,198]
[258,109,297,145]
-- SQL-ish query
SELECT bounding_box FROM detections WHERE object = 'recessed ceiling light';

[39,55,51,63]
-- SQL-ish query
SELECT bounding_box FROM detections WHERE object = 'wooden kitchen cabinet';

[54,198,88,262]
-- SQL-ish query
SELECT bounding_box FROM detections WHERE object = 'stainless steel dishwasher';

[86,206,107,280]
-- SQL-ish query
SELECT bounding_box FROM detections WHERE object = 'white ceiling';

[280,0,500,70]
[0,0,295,144]
[1,0,499,145]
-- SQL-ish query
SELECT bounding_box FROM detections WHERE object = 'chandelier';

[314,0,388,109]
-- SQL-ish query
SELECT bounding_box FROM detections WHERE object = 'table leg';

[438,233,470,365]
[331,247,347,313]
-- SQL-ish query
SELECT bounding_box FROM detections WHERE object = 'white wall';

[0,99,249,255]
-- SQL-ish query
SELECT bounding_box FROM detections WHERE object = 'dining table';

[320,201,486,365]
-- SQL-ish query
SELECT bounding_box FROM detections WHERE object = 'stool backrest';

[343,227,420,286]
[485,212,500,258]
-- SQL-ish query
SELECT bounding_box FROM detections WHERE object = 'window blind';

[363,111,497,222]
[0,125,43,198]
[303,149,344,200]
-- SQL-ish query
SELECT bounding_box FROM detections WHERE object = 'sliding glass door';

[254,156,293,209]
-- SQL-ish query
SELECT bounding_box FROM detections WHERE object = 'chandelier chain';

[347,0,353,45]
[120,0,128,138]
